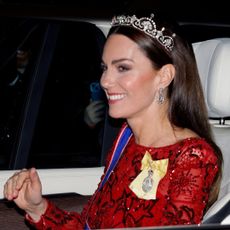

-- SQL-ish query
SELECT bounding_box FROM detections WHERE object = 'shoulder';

[174,137,218,167]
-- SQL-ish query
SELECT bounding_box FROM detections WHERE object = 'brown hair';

[108,12,223,212]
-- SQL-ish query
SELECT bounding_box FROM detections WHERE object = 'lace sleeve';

[160,142,219,225]
[25,199,84,229]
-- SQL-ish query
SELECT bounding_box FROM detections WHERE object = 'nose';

[100,69,115,90]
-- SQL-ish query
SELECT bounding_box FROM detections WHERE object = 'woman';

[3,11,223,229]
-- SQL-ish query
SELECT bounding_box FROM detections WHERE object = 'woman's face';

[100,34,161,120]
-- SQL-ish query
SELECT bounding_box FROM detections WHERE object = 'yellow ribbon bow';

[129,151,168,200]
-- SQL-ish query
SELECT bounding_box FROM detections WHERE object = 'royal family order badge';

[129,151,168,200]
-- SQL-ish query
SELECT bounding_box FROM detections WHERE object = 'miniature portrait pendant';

[142,169,154,193]
[129,151,169,200]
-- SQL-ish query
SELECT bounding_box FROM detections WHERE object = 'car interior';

[0,12,230,230]
[193,38,230,197]
[192,38,230,224]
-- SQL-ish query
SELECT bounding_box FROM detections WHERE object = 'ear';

[158,64,175,88]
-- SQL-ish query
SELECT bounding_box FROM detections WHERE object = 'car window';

[0,17,106,169]
[28,20,106,169]
[0,18,46,169]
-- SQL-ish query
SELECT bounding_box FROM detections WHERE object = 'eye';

[101,63,107,72]
[117,64,130,72]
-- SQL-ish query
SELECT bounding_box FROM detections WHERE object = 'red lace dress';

[26,128,219,229]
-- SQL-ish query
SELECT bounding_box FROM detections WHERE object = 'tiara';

[111,14,176,52]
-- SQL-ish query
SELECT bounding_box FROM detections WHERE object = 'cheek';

[133,73,156,97]
[124,76,156,110]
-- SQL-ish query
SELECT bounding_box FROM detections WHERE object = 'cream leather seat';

[193,38,230,224]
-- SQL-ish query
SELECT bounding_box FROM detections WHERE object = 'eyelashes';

[101,63,131,73]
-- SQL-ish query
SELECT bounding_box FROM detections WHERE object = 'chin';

[108,110,124,119]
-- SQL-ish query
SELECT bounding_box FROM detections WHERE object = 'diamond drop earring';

[157,87,165,104]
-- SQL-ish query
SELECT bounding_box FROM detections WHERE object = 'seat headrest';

[193,38,230,118]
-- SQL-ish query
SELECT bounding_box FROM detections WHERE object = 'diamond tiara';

[111,14,176,52]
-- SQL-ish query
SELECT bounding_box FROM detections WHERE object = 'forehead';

[103,34,145,61]
[106,33,136,46]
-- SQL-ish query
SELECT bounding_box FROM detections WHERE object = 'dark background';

[0,0,230,23]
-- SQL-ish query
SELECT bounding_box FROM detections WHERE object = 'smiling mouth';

[107,94,126,101]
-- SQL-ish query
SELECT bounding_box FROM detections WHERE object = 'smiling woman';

[1,4,230,230]
[2,10,225,229]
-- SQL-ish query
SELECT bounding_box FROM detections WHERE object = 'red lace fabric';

[26,130,219,229]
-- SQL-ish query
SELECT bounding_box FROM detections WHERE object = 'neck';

[133,122,177,147]
[127,105,178,147]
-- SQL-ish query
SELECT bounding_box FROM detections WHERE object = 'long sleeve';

[25,200,84,229]
[157,143,219,225]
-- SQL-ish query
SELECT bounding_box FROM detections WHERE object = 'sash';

[84,124,133,230]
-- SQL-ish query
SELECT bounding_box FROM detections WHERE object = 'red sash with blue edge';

[84,124,133,230]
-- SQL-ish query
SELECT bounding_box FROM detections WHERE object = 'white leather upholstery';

[193,38,230,198]
[193,38,230,223]
[203,192,230,224]
[193,38,230,118]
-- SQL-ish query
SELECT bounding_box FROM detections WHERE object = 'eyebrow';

[102,58,134,65]
[111,58,134,65]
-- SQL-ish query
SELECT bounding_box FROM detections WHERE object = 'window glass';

[28,21,106,168]
[0,18,45,169]
[0,18,106,169]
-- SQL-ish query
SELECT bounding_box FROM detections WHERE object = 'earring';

[157,87,165,104]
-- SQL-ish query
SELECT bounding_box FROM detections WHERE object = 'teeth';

[108,94,125,100]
